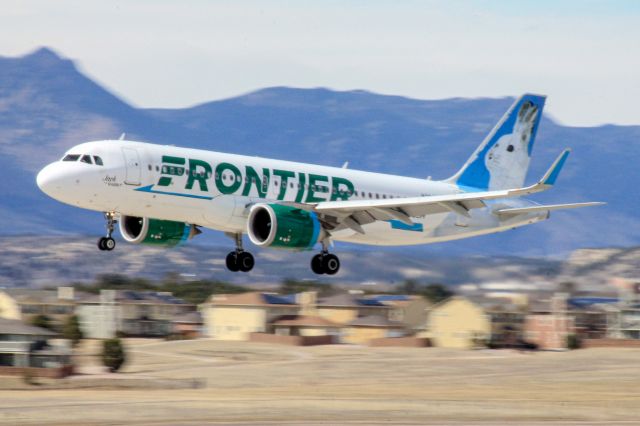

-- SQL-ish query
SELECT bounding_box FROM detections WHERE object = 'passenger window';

[155,165,159,172]
[80,155,93,164]
[93,156,104,166]
[148,165,152,171]
[62,154,80,162]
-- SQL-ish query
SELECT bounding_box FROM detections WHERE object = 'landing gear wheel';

[103,237,116,251]
[226,251,240,272]
[98,237,116,251]
[322,253,340,275]
[311,254,325,274]
[237,251,255,272]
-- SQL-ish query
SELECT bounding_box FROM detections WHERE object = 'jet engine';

[119,215,200,247]
[247,204,323,250]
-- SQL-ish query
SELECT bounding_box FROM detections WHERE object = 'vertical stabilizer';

[447,94,546,191]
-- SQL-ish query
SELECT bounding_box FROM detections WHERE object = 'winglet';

[540,149,570,186]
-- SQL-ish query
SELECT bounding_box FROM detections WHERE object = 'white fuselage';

[36,140,547,247]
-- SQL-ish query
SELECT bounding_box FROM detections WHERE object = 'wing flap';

[495,202,605,217]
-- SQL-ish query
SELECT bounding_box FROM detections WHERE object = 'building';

[272,315,341,337]
[425,296,491,349]
[77,290,194,338]
[314,293,389,325]
[366,295,430,331]
[342,315,406,345]
[0,287,86,332]
[523,294,574,350]
[0,317,72,377]
[201,292,299,340]
[172,311,203,339]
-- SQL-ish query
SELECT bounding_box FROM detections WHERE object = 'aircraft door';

[122,147,142,186]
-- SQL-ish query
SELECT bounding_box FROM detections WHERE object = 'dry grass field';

[1,339,639,425]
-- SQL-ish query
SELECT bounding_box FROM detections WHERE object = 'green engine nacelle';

[119,215,197,247]
[247,204,322,250]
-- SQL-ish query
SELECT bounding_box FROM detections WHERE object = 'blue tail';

[448,94,546,191]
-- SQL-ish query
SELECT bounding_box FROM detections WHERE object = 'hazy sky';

[1,0,639,126]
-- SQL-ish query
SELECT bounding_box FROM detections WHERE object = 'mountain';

[0,47,637,257]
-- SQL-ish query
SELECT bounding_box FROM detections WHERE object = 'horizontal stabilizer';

[495,202,605,217]
[540,148,570,186]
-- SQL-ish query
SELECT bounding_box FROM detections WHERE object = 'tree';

[396,279,419,295]
[102,338,126,372]
[62,314,83,347]
[421,283,454,304]
[31,314,52,330]
[278,279,335,297]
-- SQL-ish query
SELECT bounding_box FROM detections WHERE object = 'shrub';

[62,315,83,347]
[567,334,582,350]
[31,314,52,330]
[102,338,126,372]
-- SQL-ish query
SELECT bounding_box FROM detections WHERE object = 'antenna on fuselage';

[118,133,126,141]
[342,161,349,169]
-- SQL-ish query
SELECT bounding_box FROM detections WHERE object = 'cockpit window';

[93,156,104,166]
[62,154,80,162]
[80,155,93,164]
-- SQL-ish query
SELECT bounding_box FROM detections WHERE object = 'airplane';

[36,94,603,275]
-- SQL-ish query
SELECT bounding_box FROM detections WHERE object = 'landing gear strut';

[310,241,340,275]
[98,212,117,251]
[225,233,254,273]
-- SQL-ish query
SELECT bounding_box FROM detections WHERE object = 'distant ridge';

[0,47,637,256]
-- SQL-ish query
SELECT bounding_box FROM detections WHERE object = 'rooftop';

[348,315,404,328]
[0,317,56,336]
[318,293,387,308]
[272,315,340,327]
[208,292,298,307]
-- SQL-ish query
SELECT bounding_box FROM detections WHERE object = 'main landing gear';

[98,212,117,251]
[310,241,340,275]
[225,233,254,273]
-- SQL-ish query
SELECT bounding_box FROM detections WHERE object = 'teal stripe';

[135,185,213,200]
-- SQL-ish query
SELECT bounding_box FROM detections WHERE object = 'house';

[342,315,406,345]
[0,317,72,378]
[0,287,87,332]
[365,295,430,331]
[272,315,341,337]
[425,296,491,349]
[172,311,203,339]
[201,292,299,340]
[77,290,194,338]
[523,294,574,350]
[314,293,389,325]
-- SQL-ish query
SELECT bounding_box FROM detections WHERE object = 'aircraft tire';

[226,251,240,272]
[322,254,340,275]
[238,252,255,272]
[103,237,116,251]
[311,254,325,274]
[97,237,106,251]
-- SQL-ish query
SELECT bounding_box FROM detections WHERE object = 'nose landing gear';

[225,233,254,273]
[98,212,117,251]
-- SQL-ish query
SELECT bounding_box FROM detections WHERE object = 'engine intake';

[247,204,322,250]
[119,215,198,247]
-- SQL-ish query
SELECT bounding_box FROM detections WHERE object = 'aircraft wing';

[309,149,599,234]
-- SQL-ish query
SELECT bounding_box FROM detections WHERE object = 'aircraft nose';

[36,163,67,197]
